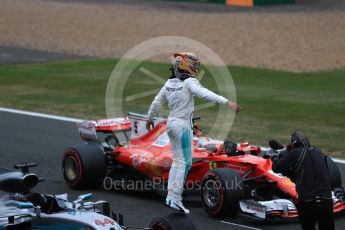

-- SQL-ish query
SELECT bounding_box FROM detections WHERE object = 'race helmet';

[291,131,310,147]
[172,52,200,80]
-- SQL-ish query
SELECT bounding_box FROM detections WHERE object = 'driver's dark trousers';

[296,198,334,230]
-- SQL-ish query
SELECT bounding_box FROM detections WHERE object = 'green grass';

[0,59,344,156]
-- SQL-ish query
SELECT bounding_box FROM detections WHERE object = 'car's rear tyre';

[327,157,342,189]
[62,143,105,189]
[149,213,196,230]
[201,168,245,218]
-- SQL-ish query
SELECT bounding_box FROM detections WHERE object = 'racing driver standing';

[146,52,242,213]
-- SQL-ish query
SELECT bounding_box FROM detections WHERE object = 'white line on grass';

[0,107,82,123]
[1,107,345,165]
[220,221,262,230]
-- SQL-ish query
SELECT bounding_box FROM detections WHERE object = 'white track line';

[220,221,262,230]
[333,158,345,164]
[1,107,345,165]
[0,107,82,123]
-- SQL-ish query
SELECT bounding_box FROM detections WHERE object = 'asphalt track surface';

[0,110,345,230]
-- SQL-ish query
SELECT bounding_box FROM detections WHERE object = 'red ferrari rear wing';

[93,118,131,132]
[77,118,131,141]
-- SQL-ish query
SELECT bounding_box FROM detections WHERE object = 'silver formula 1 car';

[0,163,196,230]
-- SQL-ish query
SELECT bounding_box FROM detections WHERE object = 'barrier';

[172,0,295,7]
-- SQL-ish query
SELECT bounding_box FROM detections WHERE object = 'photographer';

[270,131,334,230]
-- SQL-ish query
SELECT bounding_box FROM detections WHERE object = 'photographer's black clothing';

[272,146,332,202]
[297,199,334,230]
[272,139,334,230]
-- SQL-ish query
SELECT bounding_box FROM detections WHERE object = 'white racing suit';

[148,77,228,204]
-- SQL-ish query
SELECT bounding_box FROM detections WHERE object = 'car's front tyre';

[201,168,245,218]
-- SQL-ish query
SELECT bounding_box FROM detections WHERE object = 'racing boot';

[165,199,190,214]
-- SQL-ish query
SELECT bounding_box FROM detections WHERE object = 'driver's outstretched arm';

[186,78,228,104]
[186,78,243,112]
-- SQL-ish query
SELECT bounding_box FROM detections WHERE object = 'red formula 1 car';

[62,112,345,220]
